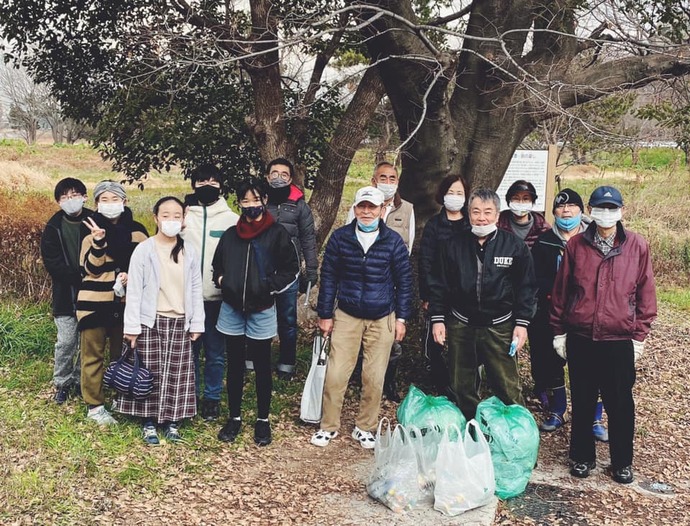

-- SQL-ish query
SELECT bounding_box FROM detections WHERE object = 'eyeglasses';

[59,193,83,202]
[268,170,291,181]
[555,203,579,209]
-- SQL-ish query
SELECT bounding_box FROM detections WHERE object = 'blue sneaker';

[142,424,160,446]
[593,420,609,442]
[540,412,565,432]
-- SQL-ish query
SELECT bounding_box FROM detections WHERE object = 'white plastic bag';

[299,334,329,424]
[367,419,425,513]
[433,420,495,516]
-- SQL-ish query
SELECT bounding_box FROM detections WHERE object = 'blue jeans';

[193,301,226,401]
[275,280,298,373]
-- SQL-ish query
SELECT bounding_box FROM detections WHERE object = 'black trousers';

[567,334,636,469]
[527,308,566,392]
[423,316,451,395]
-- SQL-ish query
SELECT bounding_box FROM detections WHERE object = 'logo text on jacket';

[494,256,513,267]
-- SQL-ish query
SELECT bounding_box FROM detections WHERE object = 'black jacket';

[418,209,470,302]
[429,228,537,327]
[212,218,299,313]
[266,184,318,283]
[40,207,93,316]
[530,228,566,310]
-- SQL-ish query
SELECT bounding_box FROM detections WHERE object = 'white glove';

[632,339,644,363]
[553,334,567,360]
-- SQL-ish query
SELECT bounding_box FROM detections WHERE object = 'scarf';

[236,211,275,240]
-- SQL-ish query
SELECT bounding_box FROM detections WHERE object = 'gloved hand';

[632,339,644,363]
[553,334,567,360]
[299,272,318,294]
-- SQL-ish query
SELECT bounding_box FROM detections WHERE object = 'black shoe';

[54,385,70,405]
[276,370,295,382]
[218,418,242,442]
[254,420,272,446]
[200,399,220,421]
[612,465,634,484]
[570,461,596,478]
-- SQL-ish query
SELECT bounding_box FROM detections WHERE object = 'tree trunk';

[309,66,386,247]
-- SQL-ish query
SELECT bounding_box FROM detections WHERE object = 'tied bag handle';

[317,334,330,366]
[120,340,143,398]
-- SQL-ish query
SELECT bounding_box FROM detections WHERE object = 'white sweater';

[181,199,239,301]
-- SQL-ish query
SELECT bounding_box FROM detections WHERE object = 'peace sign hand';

[83,217,106,241]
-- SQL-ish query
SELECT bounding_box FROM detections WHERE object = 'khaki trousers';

[80,325,123,406]
[321,309,395,433]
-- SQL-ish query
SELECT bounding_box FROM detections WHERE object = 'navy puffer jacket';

[317,221,413,321]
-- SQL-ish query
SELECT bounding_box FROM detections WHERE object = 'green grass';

[658,288,690,311]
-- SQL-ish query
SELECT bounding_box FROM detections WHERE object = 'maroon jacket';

[550,222,657,342]
[497,210,550,248]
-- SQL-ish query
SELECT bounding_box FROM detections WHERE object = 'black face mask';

[195,185,221,205]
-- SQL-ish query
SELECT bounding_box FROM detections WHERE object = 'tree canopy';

[1,0,689,240]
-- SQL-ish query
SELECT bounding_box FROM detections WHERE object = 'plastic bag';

[299,334,329,423]
[367,419,426,513]
[476,396,540,499]
[433,421,495,516]
[397,384,466,433]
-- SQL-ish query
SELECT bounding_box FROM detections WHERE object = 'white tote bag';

[300,334,330,424]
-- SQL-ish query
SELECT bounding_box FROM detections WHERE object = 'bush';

[0,191,54,303]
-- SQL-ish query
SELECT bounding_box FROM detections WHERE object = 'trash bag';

[397,384,466,433]
[434,421,495,516]
[476,396,540,499]
[299,334,329,424]
[367,419,427,512]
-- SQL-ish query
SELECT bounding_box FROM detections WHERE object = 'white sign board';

[497,150,549,212]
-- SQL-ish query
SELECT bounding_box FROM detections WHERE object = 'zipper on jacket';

[201,206,208,279]
[242,243,251,310]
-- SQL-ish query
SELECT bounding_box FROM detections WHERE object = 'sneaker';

[142,424,160,446]
[54,385,70,405]
[540,412,565,432]
[254,420,272,446]
[87,405,117,426]
[570,460,596,478]
[218,418,242,443]
[310,429,338,447]
[164,423,182,443]
[593,420,609,442]
[612,465,634,484]
[351,426,376,449]
[200,399,220,421]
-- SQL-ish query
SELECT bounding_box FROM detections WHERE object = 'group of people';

[41,160,656,485]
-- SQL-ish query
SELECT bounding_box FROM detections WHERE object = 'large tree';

[1,0,689,237]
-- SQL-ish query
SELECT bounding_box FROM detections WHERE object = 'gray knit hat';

[93,180,127,201]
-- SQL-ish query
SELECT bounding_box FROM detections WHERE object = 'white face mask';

[471,223,497,238]
[509,201,533,217]
[60,197,85,216]
[590,207,621,228]
[98,202,124,219]
[160,220,182,237]
[444,195,465,212]
[377,183,397,200]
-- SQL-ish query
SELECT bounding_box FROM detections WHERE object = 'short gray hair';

[372,161,397,178]
[468,188,500,212]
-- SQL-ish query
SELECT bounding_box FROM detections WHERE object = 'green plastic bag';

[476,396,539,500]
[397,385,466,433]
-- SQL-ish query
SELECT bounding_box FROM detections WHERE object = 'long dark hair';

[153,196,185,263]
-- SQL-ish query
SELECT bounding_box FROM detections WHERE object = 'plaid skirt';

[114,315,197,422]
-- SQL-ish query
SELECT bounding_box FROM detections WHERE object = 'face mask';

[444,195,465,212]
[377,183,397,200]
[60,197,85,216]
[590,207,621,228]
[555,214,581,232]
[269,178,290,189]
[471,223,497,238]
[160,220,182,237]
[98,202,124,219]
[357,218,380,232]
[241,205,264,220]
[509,201,533,217]
[195,185,220,205]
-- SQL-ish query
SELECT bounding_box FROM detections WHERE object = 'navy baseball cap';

[589,186,623,208]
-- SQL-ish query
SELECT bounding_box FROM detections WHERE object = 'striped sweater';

[76,209,148,330]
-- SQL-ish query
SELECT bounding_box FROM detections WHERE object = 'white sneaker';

[87,405,117,426]
[310,429,338,447]
[351,426,375,449]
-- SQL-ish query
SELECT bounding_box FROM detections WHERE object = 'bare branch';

[426,3,473,27]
